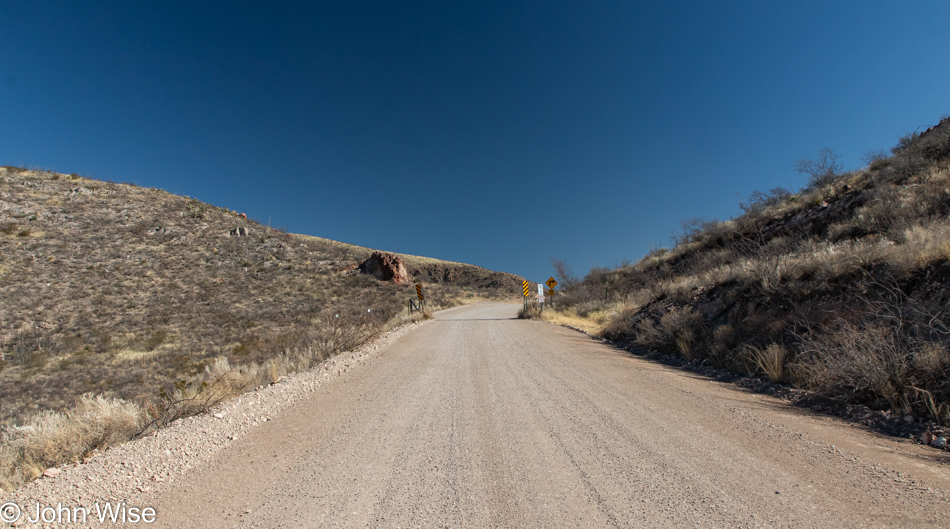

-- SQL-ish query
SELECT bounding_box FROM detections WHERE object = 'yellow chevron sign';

[522,280,530,297]
[415,284,424,300]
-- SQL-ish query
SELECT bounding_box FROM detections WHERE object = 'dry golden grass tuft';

[0,395,143,489]
[541,306,611,335]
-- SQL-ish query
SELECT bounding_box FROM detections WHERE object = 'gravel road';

[5,304,950,527]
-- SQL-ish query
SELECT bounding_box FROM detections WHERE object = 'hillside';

[0,168,521,485]
[553,117,950,434]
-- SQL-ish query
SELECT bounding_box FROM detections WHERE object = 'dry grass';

[0,395,144,489]
[541,306,611,335]
[0,168,520,424]
[0,166,523,489]
[745,344,789,383]
[550,117,950,422]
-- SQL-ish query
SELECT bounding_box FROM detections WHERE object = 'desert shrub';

[550,257,579,290]
[142,365,237,433]
[709,324,742,369]
[797,148,844,190]
[557,266,621,314]
[887,125,950,180]
[313,313,372,359]
[793,318,950,420]
[518,304,542,319]
[697,220,741,248]
[854,185,911,235]
[891,123,950,162]
[633,317,663,349]
[664,308,708,360]
[892,130,922,156]
[794,321,910,409]
[739,187,793,216]
[634,306,707,359]
[602,306,636,341]
[890,221,950,272]
[862,148,889,169]
[735,236,808,295]
[674,217,721,246]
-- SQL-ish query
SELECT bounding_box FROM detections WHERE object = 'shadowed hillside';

[0,168,521,486]
[553,117,950,432]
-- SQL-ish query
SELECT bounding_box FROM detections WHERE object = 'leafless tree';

[549,257,578,290]
[796,148,843,189]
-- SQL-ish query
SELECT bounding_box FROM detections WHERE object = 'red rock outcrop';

[358,251,409,284]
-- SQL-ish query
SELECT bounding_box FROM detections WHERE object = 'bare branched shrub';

[739,187,792,216]
[793,321,916,411]
[633,317,664,349]
[550,257,578,290]
[910,385,950,426]
[142,370,236,433]
[674,217,716,246]
[602,305,640,341]
[797,148,843,190]
[313,313,371,360]
[861,148,889,169]
[635,307,706,359]
[793,283,950,421]
[734,234,808,295]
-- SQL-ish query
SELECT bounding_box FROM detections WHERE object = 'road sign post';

[538,283,544,317]
[415,284,425,311]
[545,277,558,309]
[522,280,530,312]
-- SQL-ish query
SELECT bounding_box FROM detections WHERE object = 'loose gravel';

[0,321,428,527]
[149,304,950,528]
[5,305,949,528]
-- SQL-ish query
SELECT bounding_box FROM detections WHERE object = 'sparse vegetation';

[518,304,542,319]
[0,395,144,487]
[796,147,844,190]
[548,117,950,427]
[0,166,521,488]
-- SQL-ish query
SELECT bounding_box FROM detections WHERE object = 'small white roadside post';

[538,283,545,316]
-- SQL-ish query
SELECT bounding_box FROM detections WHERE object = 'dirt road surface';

[148,304,950,528]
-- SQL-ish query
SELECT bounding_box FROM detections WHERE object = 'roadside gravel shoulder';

[550,319,950,452]
[0,320,430,525]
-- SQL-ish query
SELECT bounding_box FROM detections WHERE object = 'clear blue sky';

[3,1,949,282]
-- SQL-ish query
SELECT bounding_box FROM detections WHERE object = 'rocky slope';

[556,117,950,438]
[0,167,520,445]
